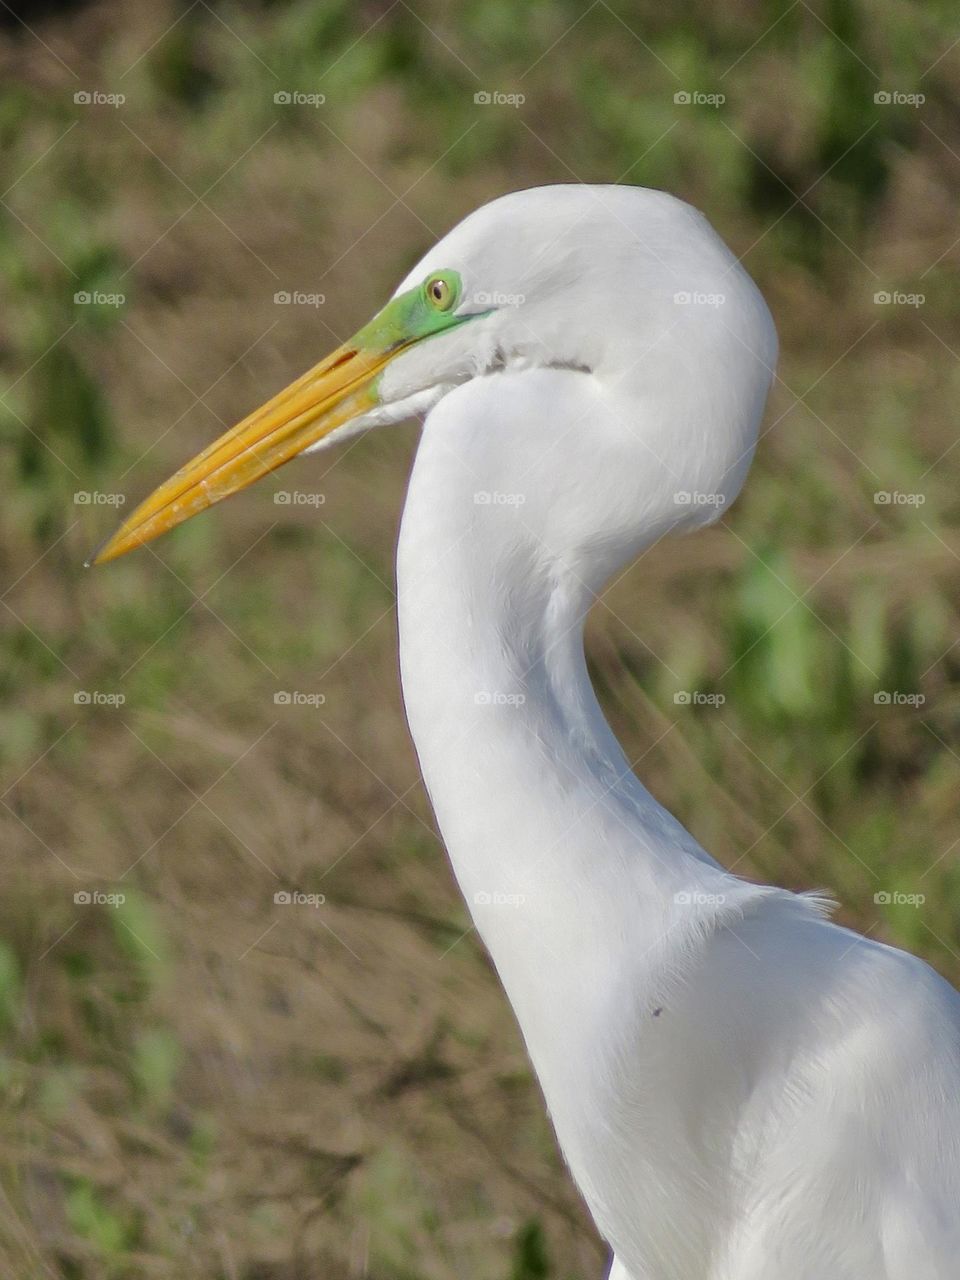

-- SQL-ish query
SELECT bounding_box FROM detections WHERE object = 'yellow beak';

[88,269,479,566]
[87,337,404,567]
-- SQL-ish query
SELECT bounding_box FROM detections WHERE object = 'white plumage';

[389,188,960,1280]
[98,185,960,1279]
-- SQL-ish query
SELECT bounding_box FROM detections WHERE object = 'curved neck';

[390,365,783,1276]
[396,411,721,1051]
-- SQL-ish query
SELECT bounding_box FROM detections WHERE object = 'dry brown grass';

[2,1,960,1276]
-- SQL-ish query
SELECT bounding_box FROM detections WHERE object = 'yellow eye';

[426,274,453,310]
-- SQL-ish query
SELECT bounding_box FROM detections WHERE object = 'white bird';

[93,184,960,1280]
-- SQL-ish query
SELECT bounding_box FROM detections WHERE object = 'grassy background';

[1,0,959,1276]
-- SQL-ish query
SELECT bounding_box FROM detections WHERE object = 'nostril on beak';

[327,349,357,372]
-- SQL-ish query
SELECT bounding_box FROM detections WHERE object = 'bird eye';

[425,273,456,311]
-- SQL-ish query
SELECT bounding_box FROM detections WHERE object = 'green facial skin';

[353,269,489,353]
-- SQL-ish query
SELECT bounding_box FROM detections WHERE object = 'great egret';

[93,185,960,1280]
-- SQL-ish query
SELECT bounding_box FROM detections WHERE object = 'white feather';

[380,186,960,1279]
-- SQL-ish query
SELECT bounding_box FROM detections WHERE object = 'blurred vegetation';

[1,0,959,1276]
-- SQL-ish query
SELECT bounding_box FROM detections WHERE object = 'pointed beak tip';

[84,537,115,569]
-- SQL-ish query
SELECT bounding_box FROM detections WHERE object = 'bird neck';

[396,412,722,1048]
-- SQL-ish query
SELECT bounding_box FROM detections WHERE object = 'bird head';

[90,184,777,567]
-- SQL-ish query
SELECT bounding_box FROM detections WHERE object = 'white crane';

[93,185,960,1280]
